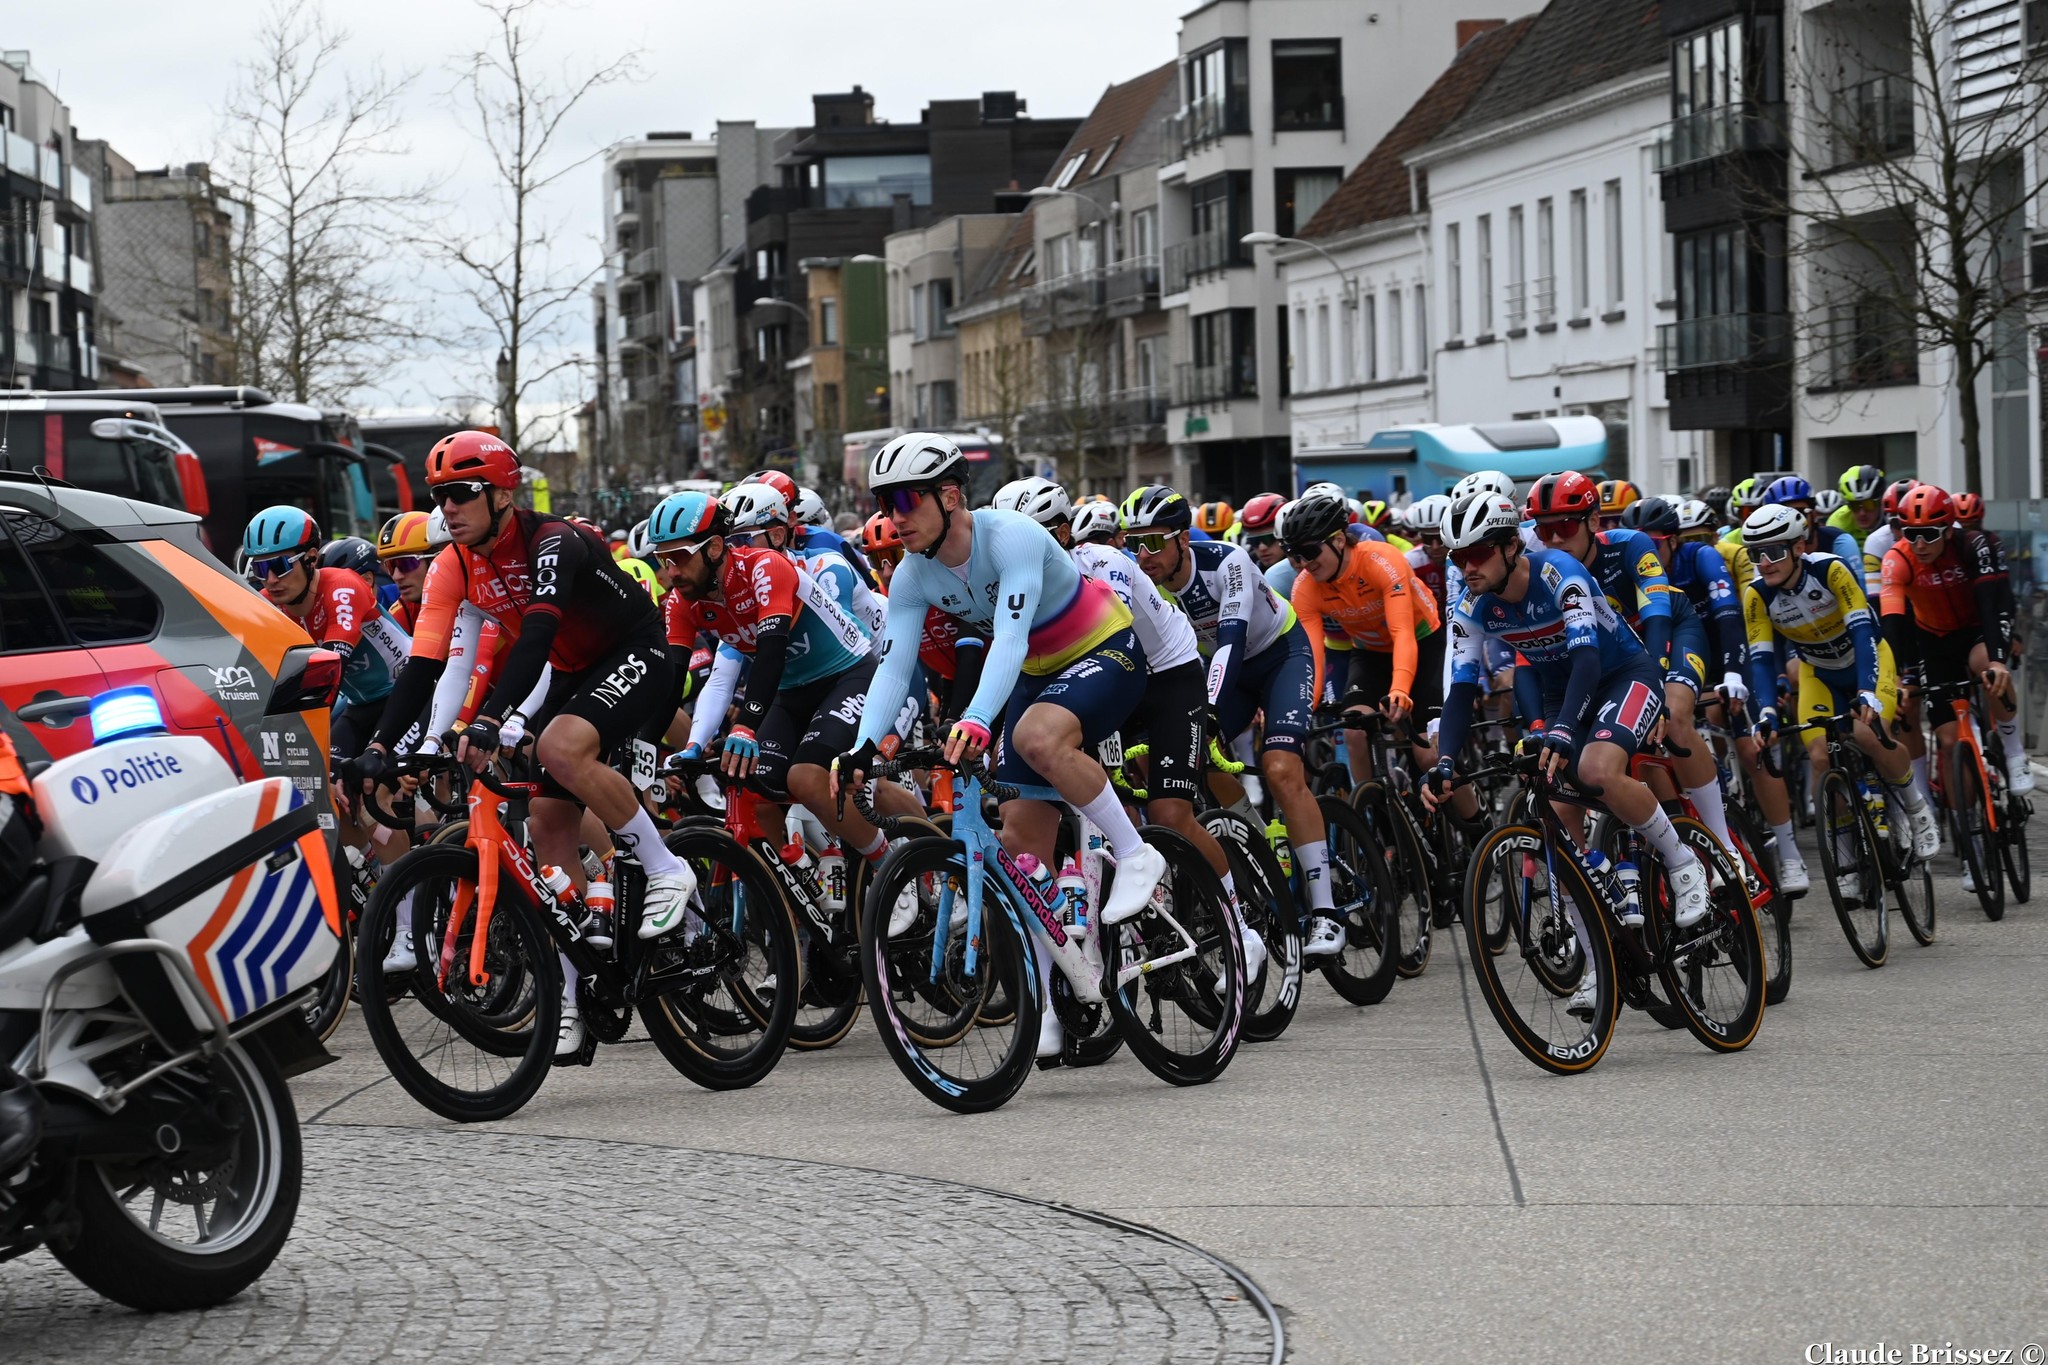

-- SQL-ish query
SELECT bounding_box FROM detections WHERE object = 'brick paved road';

[1,1127,1278,1364]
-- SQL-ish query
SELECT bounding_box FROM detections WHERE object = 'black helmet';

[1620,496,1679,537]
[321,536,379,579]
[1280,490,1349,553]
[1120,485,1193,533]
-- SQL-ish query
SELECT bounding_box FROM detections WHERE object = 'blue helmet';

[321,536,378,578]
[1762,475,1815,507]
[647,490,723,548]
[243,505,320,560]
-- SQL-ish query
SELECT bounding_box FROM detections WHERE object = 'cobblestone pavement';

[1,1127,1278,1364]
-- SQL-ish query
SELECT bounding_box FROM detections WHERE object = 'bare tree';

[434,0,638,454]
[1777,0,2048,492]
[220,0,430,404]
[963,305,1040,481]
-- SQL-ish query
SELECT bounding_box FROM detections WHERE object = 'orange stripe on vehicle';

[298,828,342,936]
[186,780,284,1017]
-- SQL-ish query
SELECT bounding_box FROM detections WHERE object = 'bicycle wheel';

[303,911,353,1042]
[1100,826,1244,1086]
[859,836,1040,1113]
[638,828,800,1090]
[1813,769,1887,968]
[1951,750,2003,922]
[2002,794,2032,903]
[1727,803,1792,1005]
[1199,808,1302,1043]
[1315,795,1400,1006]
[1462,823,1619,1075]
[1646,819,1767,1054]
[1356,786,1433,978]
[866,832,988,1049]
[355,845,558,1122]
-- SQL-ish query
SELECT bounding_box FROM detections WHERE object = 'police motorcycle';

[0,687,341,1309]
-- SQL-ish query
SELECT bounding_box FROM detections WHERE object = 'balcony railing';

[1812,300,1918,389]
[67,169,91,212]
[1104,256,1160,315]
[1108,386,1168,429]
[1274,93,1344,132]
[1174,359,1257,407]
[619,310,663,347]
[1,130,32,178]
[1162,230,1245,295]
[66,254,90,294]
[1654,102,1786,172]
[1505,280,1528,331]
[1533,275,1557,326]
[1830,75,1914,166]
[624,373,667,404]
[628,247,660,279]
[1165,91,1250,160]
[1655,312,1792,371]
[37,147,61,191]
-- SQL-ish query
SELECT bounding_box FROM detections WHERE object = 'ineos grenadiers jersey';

[1071,541,1200,672]
[1449,548,1644,689]
[856,509,1134,742]
[300,566,409,706]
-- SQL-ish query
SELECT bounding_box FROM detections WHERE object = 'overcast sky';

[9,0,1189,424]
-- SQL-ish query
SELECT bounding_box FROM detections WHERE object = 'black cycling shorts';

[753,657,914,798]
[1137,659,1206,806]
[1343,628,1447,714]
[532,629,674,800]
[1914,626,1985,689]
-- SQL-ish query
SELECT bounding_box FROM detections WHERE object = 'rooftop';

[1438,0,1664,142]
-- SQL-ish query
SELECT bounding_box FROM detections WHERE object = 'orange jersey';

[1291,538,1441,699]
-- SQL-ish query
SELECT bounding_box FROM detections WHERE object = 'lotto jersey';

[664,546,870,688]
[301,566,408,705]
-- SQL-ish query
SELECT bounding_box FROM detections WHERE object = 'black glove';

[831,738,883,818]
[355,746,390,789]
[1425,757,1454,797]
[1540,726,1575,762]
[462,715,502,757]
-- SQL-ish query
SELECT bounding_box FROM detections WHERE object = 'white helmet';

[1742,503,1808,548]
[425,509,451,548]
[627,518,652,559]
[993,476,1073,528]
[868,431,966,493]
[1270,498,1301,544]
[794,486,830,528]
[1813,488,1844,516]
[1406,493,1451,535]
[1442,492,1522,551]
[1303,481,1347,504]
[720,482,790,533]
[1676,497,1717,533]
[1069,500,1120,542]
[1451,470,1517,504]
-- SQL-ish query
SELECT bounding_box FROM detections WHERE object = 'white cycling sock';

[1219,870,1237,902]
[1078,781,1145,860]
[1890,773,1929,812]
[559,952,579,1011]
[1997,715,2025,760]
[1769,820,1800,860]
[1685,782,1734,853]
[1912,754,1929,791]
[1635,806,1692,868]
[1296,839,1335,913]
[396,888,415,939]
[616,807,685,877]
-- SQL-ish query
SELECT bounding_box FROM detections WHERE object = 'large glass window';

[1673,18,1745,119]
[1446,224,1462,339]
[0,512,68,653]
[1275,168,1343,238]
[1676,226,1751,318]
[1273,40,1343,130]
[1184,39,1250,143]
[820,155,932,210]
[1477,215,1494,333]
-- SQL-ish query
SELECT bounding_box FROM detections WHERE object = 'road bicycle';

[846,747,1244,1114]
[1458,749,1767,1076]
[1327,706,1441,978]
[1922,680,2029,920]
[354,752,798,1121]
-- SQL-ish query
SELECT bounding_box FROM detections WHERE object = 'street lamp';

[752,297,808,320]
[1243,231,1358,309]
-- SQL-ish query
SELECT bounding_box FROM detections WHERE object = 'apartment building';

[1157,1,1516,503]
[884,213,1016,432]
[79,149,238,387]
[0,51,96,390]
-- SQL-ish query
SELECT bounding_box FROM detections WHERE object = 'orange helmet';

[1881,478,1919,516]
[376,510,432,560]
[1952,491,1985,526]
[861,511,903,556]
[425,430,520,488]
[1596,479,1641,515]
[1895,484,1953,529]
[1194,501,1234,535]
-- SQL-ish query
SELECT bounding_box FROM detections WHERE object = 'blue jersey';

[1449,548,1643,689]
[1664,538,1745,678]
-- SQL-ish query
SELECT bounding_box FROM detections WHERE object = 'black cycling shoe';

[0,1073,45,1178]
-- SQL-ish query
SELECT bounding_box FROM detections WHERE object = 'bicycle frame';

[1932,689,2002,837]
[1625,747,1774,914]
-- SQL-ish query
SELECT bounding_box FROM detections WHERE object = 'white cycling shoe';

[380,928,417,975]
[1099,844,1168,925]
[556,1004,586,1058]
[1668,854,1711,929]
[1567,967,1599,1020]
[2010,762,2037,795]
[1777,853,1810,895]
[1036,1007,1064,1059]
[1962,864,1978,894]
[1302,916,1346,958]
[639,866,705,941]
[886,882,923,938]
[1239,922,1267,982]
[1906,803,1941,860]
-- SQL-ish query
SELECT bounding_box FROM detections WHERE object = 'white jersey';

[420,601,549,751]
[1071,541,1200,672]
[1862,522,1896,597]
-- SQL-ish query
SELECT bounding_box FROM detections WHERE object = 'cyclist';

[743,471,881,592]
[1763,474,1862,568]
[830,434,1168,1057]
[1358,498,1411,551]
[1424,491,1712,986]
[1830,465,1888,583]
[996,478,1264,977]
[359,432,699,1056]
[1402,493,1458,617]
[1595,478,1641,533]
[862,512,904,589]
[376,510,435,632]
[1238,492,1288,574]
[1813,489,1844,520]
[1953,492,2022,669]
[1741,503,1940,861]
[1195,500,1234,538]
[1879,485,2032,800]
[729,478,884,633]
[1699,485,1733,535]
[1124,485,1348,957]
[1717,477,1764,591]
[1070,499,1121,548]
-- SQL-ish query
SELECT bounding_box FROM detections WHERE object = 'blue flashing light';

[91,687,167,745]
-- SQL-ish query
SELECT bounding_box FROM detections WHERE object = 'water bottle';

[584,876,616,948]
[817,842,848,913]
[1613,858,1642,922]
[1014,853,1062,932]
[1858,777,1890,837]
[1056,856,1089,934]
[1267,818,1293,877]
[579,847,607,884]
[1579,848,1622,908]
[539,863,577,905]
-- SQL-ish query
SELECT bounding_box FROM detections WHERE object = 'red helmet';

[1952,491,1984,526]
[744,470,799,517]
[1526,471,1600,520]
[1239,492,1286,536]
[861,511,903,555]
[1881,478,1920,516]
[1895,484,1953,529]
[426,430,521,489]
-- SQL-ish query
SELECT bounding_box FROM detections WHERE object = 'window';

[1129,207,1158,262]
[10,512,160,645]
[818,296,839,346]
[1363,294,1379,380]
[1337,302,1354,386]
[1315,302,1331,389]
[1190,308,1257,397]
[1676,226,1750,318]
[1535,199,1556,323]
[1045,233,1074,279]
[1569,190,1590,315]
[1389,288,1405,375]
[820,154,932,209]
[1477,215,1494,333]
[1136,334,1164,392]
[1185,40,1251,143]
[1507,206,1526,328]
[1189,173,1252,268]
[1275,167,1343,238]
[914,384,929,424]
[1089,138,1122,178]
[0,514,69,653]
[928,279,956,336]
[1053,151,1090,190]
[1446,223,1463,338]
[1672,18,1746,120]
[1604,179,1625,310]
[1272,40,1343,129]
[1415,285,1428,362]
[1289,307,1306,396]
[930,381,958,427]
[911,282,928,341]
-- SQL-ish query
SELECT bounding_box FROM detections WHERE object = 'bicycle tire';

[1100,826,1244,1086]
[1199,807,1302,1044]
[859,836,1041,1112]
[1814,769,1887,968]
[1646,818,1767,1054]
[2002,794,2031,903]
[1354,784,1433,978]
[1951,750,2003,922]
[303,912,353,1042]
[1314,795,1400,1006]
[1462,822,1619,1075]
[355,844,558,1122]
[866,830,987,1048]
[639,827,800,1090]
[1726,803,1792,1005]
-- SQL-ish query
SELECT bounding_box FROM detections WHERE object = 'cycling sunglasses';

[1284,538,1336,565]
[1244,533,1277,550]
[1416,532,1442,547]
[879,487,931,517]
[658,538,716,565]
[1533,517,1583,543]
[1449,541,1502,573]
[247,552,303,582]
[1902,525,1948,544]
[1132,532,1180,555]
[1750,541,1798,563]
[869,545,904,565]
[429,479,490,507]
[385,555,426,575]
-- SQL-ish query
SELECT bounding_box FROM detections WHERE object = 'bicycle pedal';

[1035,1052,1065,1071]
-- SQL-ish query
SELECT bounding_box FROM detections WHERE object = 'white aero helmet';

[1812,488,1844,516]
[1451,470,1517,504]
[719,482,791,533]
[794,486,830,528]
[1442,492,1523,551]
[425,508,452,548]
[868,431,966,494]
[1270,498,1301,545]
[1742,503,1808,548]
[993,476,1073,529]
[1406,493,1452,535]
[1069,500,1120,542]
[1676,497,1717,533]
[1302,481,1347,505]
[627,519,652,559]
